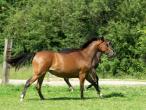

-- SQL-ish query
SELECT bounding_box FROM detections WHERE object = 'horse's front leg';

[79,71,86,99]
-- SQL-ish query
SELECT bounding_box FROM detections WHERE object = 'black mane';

[81,37,101,49]
[59,37,103,53]
[59,48,80,53]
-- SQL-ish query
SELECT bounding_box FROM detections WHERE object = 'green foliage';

[3,0,90,52]
[97,0,146,76]
[1,0,146,76]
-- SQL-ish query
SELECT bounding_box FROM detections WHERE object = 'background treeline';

[0,0,146,78]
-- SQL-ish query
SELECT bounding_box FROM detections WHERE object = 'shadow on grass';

[27,92,125,101]
[48,97,98,100]
[28,97,98,101]
[103,92,125,98]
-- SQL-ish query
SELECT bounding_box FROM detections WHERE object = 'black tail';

[7,52,35,70]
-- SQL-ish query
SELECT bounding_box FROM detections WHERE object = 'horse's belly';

[49,56,80,78]
[49,69,79,78]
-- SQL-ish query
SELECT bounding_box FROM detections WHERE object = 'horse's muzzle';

[107,50,116,58]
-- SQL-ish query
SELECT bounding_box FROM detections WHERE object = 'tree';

[1,0,146,77]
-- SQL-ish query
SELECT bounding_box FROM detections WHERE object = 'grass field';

[0,85,146,110]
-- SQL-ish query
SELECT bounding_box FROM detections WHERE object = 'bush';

[1,0,146,77]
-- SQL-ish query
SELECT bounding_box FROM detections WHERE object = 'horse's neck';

[81,43,98,62]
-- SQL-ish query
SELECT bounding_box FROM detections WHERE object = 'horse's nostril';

[107,51,115,58]
[113,52,116,56]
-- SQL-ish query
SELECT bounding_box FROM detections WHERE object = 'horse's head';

[97,37,115,58]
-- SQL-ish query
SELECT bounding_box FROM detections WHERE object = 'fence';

[1,39,12,84]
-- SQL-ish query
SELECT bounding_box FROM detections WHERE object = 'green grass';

[0,65,33,79]
[0,85,146,110]
[9,66,33,79]
[0,65,53,80]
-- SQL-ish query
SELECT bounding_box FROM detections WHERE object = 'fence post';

[2,38,13,84]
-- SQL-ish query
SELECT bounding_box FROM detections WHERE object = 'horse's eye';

[108,41,112,46]
[110,42,112,46]
[106,42,109,47]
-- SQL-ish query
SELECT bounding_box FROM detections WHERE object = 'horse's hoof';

[20,98,23,102]
[70,89,74,92]
[40,97,45,100]
[81,96,85,99]
[99,93,103,98]
[69,87,74,92]
[20,94,24,102]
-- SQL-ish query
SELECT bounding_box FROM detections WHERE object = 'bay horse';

[60,48,102,91]
[7,37,114,101]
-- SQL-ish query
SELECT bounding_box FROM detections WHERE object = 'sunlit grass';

[0,85,146,110]
[0,65,32,79]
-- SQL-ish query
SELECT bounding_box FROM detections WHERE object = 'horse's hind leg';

[36,74,45,100]
[86,74,100,90]
[86,84,92,89]
[86,72,102,97]
[64,78,74,92]
[20,75,39,101]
